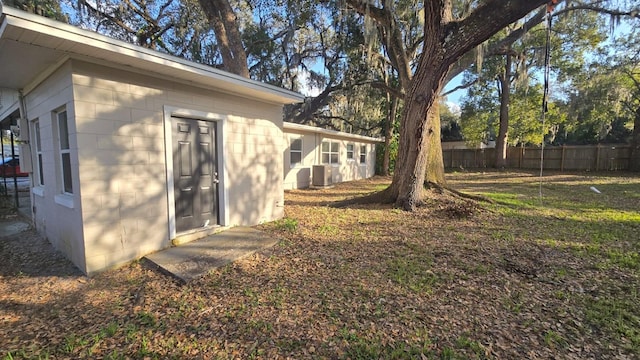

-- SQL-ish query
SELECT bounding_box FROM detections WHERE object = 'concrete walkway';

[0,217,31,237]
[144,227,278,283]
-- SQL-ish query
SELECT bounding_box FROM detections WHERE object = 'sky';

[443,73,465,112]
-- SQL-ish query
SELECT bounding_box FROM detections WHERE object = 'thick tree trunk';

[198,0,249,78]
[629,107,640,172]
[495,53,511,169]
[347,0,550,210]
[386,73,449,210]
[381,1,454,210]
[382,96,398,176]
[425,102,445,184]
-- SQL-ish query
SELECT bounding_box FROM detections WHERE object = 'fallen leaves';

[1,171,639,359]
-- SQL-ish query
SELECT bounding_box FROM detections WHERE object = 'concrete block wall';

[224,114,285,225]
[70,60,285,274]
[25,62,87,271]
[71,61,168,274]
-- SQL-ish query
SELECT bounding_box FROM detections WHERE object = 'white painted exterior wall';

[283,124,381,190]
[27,59,286,275]
[26,62,88,271]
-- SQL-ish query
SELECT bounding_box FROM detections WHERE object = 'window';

[321,140,339,164]
[32,120,44,186]
[56,109,73,194]
[346,143,355,160]
[360,145,367,164]
[290,138,302,166]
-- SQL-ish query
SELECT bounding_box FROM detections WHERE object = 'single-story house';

[283,122,381,190]
[0,6,382,275]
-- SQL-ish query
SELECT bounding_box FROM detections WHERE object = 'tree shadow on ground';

[0,229,81,277]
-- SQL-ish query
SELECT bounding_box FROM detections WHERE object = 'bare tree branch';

[441,78,478,97]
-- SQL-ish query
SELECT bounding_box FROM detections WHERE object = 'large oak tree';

[198,0,249,77]
[346,0,550,210]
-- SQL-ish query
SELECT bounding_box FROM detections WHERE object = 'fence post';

[595,144,601,171]
[560,145,565,171]
[519,146,524,169]
[450,149,454,168]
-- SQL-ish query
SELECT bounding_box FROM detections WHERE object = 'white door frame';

[163,106,229,240]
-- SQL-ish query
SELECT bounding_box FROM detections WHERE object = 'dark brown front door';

[172,117,219,233]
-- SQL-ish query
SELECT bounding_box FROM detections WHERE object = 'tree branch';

[444,0,549,64]
[555,5,640,19]
[78,0,136,35]
[441,78,478,97]
[446,2,640,84]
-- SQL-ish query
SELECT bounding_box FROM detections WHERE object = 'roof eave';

[283,122,384,143]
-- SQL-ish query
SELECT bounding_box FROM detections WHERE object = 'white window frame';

[56,109,73,195]
[290,137,303,167]
[32,119,44,187]
[360,144,367,165]
[346,143,355,161]
[321,140,340,165]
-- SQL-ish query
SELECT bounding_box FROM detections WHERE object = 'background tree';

[440,100,461,142]
[4,0,67,20]
[74,0,185,50]
[576,26,640,169]
[456,6,610,167]
[317,0,637,209]
[459,75,498,147]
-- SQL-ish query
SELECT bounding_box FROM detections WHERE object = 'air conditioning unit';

[312,165,332,187]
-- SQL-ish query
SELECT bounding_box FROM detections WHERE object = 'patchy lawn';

[1,170,639,359]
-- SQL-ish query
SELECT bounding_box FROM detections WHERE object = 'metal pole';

[1,131,6,196]
[10,130,19,208]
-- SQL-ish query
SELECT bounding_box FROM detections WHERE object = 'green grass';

[455,335,486,358]
[338,329,434,360]
[136,311,157,327]
[543,330,567,349]
[449,171,640,355]
[386,254,438,294]
[271,217,298,232]
[585,295,640,351]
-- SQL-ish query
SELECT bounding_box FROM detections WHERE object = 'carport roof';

[0,5,304,105]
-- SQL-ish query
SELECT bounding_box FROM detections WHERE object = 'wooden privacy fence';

[443,144,632,171]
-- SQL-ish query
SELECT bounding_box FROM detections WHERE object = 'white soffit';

[283,122,384,143]
[0,6,304,104]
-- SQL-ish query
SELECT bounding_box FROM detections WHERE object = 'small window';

[346,143,355,160]
[290,138,302,166]
[321,140,339,164]
[32,120,44,186]
[56,109,73,194]
[360,145,367,164]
